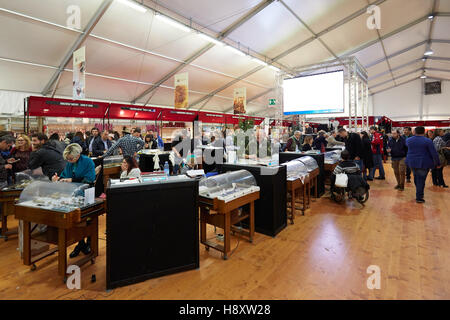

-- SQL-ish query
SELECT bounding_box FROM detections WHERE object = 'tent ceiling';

[1,0,449,116]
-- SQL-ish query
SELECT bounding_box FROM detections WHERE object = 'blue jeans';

[354,159,364,178]
[369,154,385,179]
[412,168,429,200]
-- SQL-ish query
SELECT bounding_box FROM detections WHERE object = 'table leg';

[302,185,306,215]
[314,177,318,199]
[307,181,311,208]
[249,202,255,242]
[290,188,295,224]
[91,217,99,259]
[1,213,7,235]
[200,207,207,245]
[223,212,230,260]
[58,228,67,280]
[23,221,31,265]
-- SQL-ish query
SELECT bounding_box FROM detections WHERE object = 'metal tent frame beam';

[41,0,113,96]
[131,0,275,105]
[371,68,422,89]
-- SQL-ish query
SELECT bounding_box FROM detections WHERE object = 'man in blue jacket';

[387,130,408,191]
[405,126,440,203]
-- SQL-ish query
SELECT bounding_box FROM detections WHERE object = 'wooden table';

[286,178,308,223]
[199,191,259,260]
[14,200,106,283]
[103,166,121,192]
[0,188,22,241]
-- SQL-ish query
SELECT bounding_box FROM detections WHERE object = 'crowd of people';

[283,125,450,203]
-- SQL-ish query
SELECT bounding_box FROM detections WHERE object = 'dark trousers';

[412,168,429,200]
[431,167,445,186]
[368,154,385,179]
[406,165,412,180]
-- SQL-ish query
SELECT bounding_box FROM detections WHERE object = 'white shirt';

[120,168,141,179]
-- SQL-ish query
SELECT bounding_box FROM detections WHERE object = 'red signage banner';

[28,96,108,118]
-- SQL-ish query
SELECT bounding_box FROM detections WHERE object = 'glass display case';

[199,169,260,202]
[1,170,47,192]
[16,181,91,212]
[324,150,342,164]
[298,156,319,172]
[284,160,309,182]
[103,155,123,168]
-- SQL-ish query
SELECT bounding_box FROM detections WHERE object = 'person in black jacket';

[338,128,364,171]
[143,133,158,150]
[72,131,88,155]
[0,135,15,188]
[313,130,328,151]
[86,127,100,156]
[49,132,67,154]
[360,131,374,181]
[387,130,408,190]
[92,130,113,156]
[29,133,66,180]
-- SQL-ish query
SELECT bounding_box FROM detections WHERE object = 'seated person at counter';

[92,130,112,157]
[327,131,345,147]
[120,156,141,179]
[302,136,314,152]
[284,131,302,152]
[52,143,96,258]
[144,133,157,149]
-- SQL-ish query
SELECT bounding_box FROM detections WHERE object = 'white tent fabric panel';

[136,87,212,108]
[245,68,276,88]
[425,59,450,70]
[0,0,102,30]
[75,37,182,85]
[426,70,450,80]
[381,20,429,55]
[377,0,433,37]
[282,0,368,35]
[91,3,212,62]
[0,12,79,67]
[190,44,267,77]
[387,45,426,68]
[278,39,335,69]
[391,61,423,77]
[152,0,263,34]
[226,1,313,57]
[0,90,32,115]
[354,42,385,67]
[319,13,379,56]
[0,60,55,93]
[432,17,450,39]
[429,43,450,57]
[55,71,152,103]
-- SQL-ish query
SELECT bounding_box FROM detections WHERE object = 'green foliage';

[238,118,254,131]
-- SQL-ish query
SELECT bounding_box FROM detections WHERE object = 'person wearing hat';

[101,127,144,158]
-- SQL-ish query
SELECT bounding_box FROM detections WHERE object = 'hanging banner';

[73,46,86,100]
[174,72,189,109]
[233,87,246,114]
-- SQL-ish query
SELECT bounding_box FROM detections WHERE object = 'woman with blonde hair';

[302,135,314,152]
[8,134,32,173]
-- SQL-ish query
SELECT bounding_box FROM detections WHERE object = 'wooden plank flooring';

[0,164,449,299]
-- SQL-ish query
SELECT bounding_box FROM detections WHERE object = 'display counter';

[14,181,105,282]
[199,170,259,259]
[217,163,286,237]
[280,152,325,197]
[106,176,199,289]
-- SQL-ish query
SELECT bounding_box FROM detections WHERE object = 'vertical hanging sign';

[233,87,246,114]
[73,46,86,100]
[174,72,189,109]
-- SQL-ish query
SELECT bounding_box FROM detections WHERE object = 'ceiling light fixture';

[225,45,246,56]
[428,15,434,19]
[252,57,268,66]
[424,43,434,56]
[116,0,147,13]
[420,75,427,79]
[198,33,223,46]
[155,13,191,32]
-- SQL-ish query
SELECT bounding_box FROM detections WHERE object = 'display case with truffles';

[284,159,309,182]
[324,150,342,165]
[14,181,105,282]
[199,170,260,260]
[199,169,260,203]
[297,156,319,172]
[103,155,123,168]
[16,181,91,212]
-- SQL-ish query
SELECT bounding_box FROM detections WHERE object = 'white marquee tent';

[0,0,449,119]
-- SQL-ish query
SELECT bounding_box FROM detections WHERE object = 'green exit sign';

[269,99,276,106]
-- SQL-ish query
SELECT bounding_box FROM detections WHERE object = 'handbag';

[335,173,348,187]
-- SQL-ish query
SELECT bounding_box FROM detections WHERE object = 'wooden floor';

[1,163,449,300]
